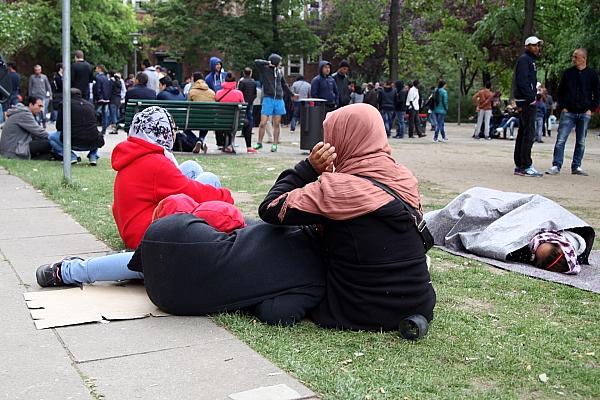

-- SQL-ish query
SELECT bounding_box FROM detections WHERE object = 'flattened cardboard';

[24,284,169,329]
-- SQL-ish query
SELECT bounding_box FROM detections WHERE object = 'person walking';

[254,54,293,152]
[432,80,449,142]
[546,48,599,177]
[332,60,351,107]
[393,80,408,138]
[50,63,63,123]
[93,65,111,135]
[378,81,396,137]
[472,81,494,140]
[28,65,52,128]
[512,36,544,177]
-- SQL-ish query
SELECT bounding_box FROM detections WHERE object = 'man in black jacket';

[332,60,351,107]
[237,67,257,152]
[546,48,600,177]
[71,50,92,101]
[124,72,157,105]
[393,80,408,138]
[48,88,105,165]
[512,36,543,177]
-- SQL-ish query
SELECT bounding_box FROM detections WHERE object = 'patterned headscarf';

[129,106,178,164]
[529,230,580,274]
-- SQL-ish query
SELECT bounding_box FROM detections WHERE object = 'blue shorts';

[261,97,286,116]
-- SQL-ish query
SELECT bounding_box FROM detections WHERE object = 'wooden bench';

[123,99,246,134]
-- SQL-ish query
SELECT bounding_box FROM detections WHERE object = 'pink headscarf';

[271,103,421,221]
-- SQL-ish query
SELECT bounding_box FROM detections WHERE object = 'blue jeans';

[551,111,591,171]
[60,165,222,284]
[290,101,301,131]
[96,103,110,134]
[434,113,446,140]
[381,110,394,136]
[395,111,406,137]
[109,103,120,125]
[49,131,99,162]
[428,112,437,130]
[535,117,544,142]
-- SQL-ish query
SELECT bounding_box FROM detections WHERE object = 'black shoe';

[36,257,82,287]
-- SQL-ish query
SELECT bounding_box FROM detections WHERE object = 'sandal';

[222,145,236,154]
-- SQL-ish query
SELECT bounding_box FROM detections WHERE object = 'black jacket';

[395,88,408,111]
[124,84,156,104]
[378,87,396,111]
[512,50,538,105]
[332,71,350,107]
[237,77,257,104]
[259,160,436,331]
[71,60,93,100]
[255,55,292,100]
[56,94,104,149]
[556,66,600,113]
[135,215,326,326]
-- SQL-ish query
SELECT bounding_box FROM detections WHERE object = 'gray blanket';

[424,187,598,292]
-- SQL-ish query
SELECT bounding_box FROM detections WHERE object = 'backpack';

[425,94,435,110]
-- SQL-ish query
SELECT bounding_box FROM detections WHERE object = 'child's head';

[534,242,569,273]
[529,230,580,274]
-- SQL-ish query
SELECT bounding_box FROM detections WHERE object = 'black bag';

[357,175,434,252]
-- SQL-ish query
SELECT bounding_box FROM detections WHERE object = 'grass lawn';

[0,156,598,400]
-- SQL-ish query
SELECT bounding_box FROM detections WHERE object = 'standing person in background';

[363,83,379,109]
[547,48,600,177]
[378,81,396,137]
[432,80,449,142]
[310,60,338,114]
[93,65,111,135]
[28,65,52,128]
[237,67,258,152]
[2,62,21,121]
[71,50,93,102]
[332,60,351,107]
[425,86,437,132]
[254,54,293,152]
[50,63,63,123]
[108,71,124,134]
[142,60,159,94]
[543,88,554,137]
[393,80,408,138]
[512,36,543,177]
[472,81,494,140]
[534,93,547,143]
[215,73,245,154]
[205,57,228,92]
[406,80,425,138]
[349,84,364,104]
[289,75,311,132]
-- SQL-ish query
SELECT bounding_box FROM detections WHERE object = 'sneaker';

[514,167,524,176]
[432,138,438,143]
[508,135,515,140]
[521,166,543,177]
[496,127,503,133]
[89,158,98,166]
[418,134,427,138]
[441,138,448,142]
[247,147,258,153]
[546,166,560,175]
[254,143,263,150]
[572,167,589,176]
[35,257,82,287]
[192,141,203,154]
[271,144,278,152]
[70,158,78,165]
[485,137,492,140]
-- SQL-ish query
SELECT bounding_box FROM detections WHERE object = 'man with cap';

[546,48,599,177]
[254,54,294,152]
[332,60,351,107]
[512,36,543,177]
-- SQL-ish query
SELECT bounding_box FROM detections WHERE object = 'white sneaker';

[496,127,502,133]
[432,138,438,143]
[545,166,560,175]
[509,135,514,140]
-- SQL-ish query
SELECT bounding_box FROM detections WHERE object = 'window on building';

[287,56,303,76]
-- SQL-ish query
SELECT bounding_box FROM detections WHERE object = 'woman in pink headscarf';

[259,103,436,331]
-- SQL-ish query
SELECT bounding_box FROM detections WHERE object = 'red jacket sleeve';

[154,159,234,205]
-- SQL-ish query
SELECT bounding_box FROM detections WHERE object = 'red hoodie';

[215,81,245,103]
[111,137,233,249]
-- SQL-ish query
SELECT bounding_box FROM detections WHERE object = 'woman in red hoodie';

[215,73,247,154]
[36,107,235,287]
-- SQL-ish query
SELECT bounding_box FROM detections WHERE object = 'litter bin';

[299,98,327,151]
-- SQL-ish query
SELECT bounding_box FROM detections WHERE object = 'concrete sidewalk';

[0,167,318,399]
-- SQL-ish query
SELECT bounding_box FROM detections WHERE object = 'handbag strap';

[355,174,429,236]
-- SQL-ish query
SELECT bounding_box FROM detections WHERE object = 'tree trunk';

[271,0,280,53]
[523,0,536,38]
[388,0,399,81]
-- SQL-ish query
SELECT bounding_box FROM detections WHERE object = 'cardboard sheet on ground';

[24,283,169,329]
[438,247,600,294]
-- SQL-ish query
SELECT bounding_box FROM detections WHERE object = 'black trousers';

[514,104,536,169]
[29,139,52,159]
[408,109,422,137]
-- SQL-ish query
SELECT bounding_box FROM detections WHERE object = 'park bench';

[123,100,247,150]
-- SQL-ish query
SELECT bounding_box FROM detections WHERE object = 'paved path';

[0,123,319,398]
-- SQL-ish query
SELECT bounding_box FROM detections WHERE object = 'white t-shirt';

[406,86,420,110]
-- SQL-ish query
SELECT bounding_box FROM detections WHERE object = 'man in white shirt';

[406,79,425,138]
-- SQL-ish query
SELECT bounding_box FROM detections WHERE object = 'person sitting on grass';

[36,107,234,287]
[258,103,437,331]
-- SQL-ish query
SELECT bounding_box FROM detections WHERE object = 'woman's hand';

[308,142,336,175]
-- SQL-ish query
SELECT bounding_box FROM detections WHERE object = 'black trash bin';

[299,98,327,151]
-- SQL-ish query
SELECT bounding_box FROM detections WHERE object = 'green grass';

[1,157,599,400]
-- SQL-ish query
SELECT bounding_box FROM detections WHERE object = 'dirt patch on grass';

[469,377,497,393]
[453,296,495,314]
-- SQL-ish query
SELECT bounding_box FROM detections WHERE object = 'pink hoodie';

[215,81,245,103]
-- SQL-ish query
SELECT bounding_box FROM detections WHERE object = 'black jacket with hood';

[254,54,292,100]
